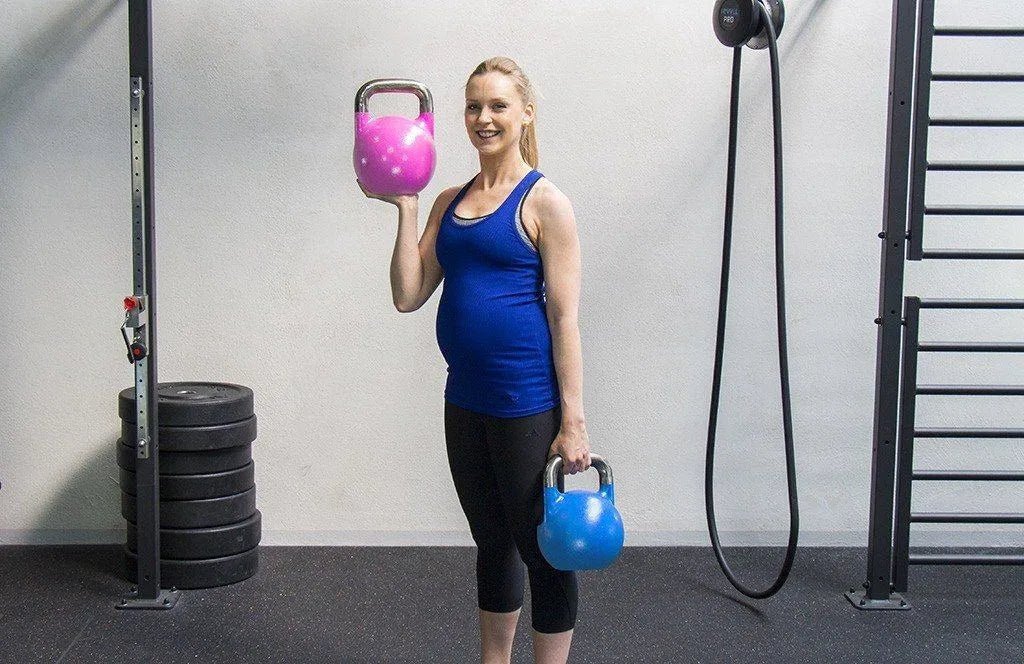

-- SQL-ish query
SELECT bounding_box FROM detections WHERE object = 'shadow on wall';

[591,0,839,289]
[586,0,838,379]
[29,433,126,580]
[672,0,835,221]
[0,0,120,124]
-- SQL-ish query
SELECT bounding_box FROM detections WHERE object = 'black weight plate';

[124,545,259,589]
[121,486,256,528]
[120,416,257,451]
[117,440,252,475]
[126,511,262,559]
[118,382,254,426]
[120,462,255,500]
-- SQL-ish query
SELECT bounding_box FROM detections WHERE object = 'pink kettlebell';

[354,79,436,196]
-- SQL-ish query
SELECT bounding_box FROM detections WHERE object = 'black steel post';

[120,0,177,610]
[892,297,921,592]
[908,0,934,261]
[130,0,160,601]
[846,0,918,611]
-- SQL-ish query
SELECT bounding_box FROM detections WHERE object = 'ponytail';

[520,120,538,168]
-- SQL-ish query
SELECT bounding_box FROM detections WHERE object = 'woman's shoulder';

[438,184,464,201]
[526,176,574,222]
[431,184,464,211]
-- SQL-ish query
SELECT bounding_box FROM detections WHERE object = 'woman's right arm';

[359,181,459,312]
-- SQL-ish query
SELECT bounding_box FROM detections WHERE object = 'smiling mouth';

[476,130,501,140]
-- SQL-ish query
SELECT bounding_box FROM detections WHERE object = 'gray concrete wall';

[1,0,1021,547]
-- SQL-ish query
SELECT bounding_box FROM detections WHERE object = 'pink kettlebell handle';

[355,79,433,117]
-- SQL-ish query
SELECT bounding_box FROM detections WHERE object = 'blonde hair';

[467,57,539,168]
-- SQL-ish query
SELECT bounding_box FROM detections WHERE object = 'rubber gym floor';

[1,545,1020,663]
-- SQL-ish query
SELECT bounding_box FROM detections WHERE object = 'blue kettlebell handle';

[544,454,615,503]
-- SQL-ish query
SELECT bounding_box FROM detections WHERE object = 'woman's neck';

[476,150,532,190]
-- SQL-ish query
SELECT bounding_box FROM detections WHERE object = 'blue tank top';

[434,170,560,417]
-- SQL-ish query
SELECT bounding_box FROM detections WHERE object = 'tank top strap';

[445,170,543,219]
[446,176,478,216]
[500,170,544,214]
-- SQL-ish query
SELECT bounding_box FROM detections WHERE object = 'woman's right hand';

[357,179,418,210]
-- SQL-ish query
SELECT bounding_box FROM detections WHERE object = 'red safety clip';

[121,296,147,364]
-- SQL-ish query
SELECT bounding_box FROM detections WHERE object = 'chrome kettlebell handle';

[544,453,613,489]
[355,78,434,115]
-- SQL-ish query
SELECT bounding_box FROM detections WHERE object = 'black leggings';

[444,401,578,634]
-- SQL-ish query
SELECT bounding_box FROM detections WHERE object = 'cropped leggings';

[444,401,578,634]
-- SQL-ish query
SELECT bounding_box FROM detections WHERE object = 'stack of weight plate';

[117,381,261,589]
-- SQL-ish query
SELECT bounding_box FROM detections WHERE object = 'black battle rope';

[704,5,799,599]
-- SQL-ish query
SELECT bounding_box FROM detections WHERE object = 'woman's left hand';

[548,423,591,475]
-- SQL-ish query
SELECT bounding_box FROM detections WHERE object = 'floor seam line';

[54,612,98,664]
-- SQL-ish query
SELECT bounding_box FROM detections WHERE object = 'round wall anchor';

[747,0,785,50]
[713,0,785,49]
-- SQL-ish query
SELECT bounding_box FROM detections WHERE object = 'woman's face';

[465,72,533,157]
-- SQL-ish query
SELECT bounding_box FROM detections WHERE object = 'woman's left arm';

[536,184,591,474]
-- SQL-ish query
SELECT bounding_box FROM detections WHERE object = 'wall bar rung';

[925,206,1024,215]
[916,385,1024,396]
[914,470,1024,480]
[932,73,1024,82]
[918,299,1024,309]
[910,554,1024,565]
[911,512,1024,524]
[918,342,1024,352]
[915,427,1024,438]
[921,250,1024,260]
[933,28,1024,37]
[928,162,1024,171]
[930,118,1024,127]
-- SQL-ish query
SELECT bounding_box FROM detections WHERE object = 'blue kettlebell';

[537,453,625,571]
